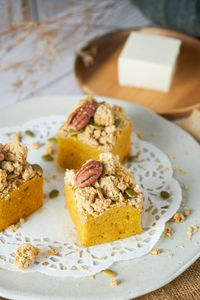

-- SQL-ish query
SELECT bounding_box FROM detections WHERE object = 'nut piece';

[75,160,103,188]
[66,102,98,130]
[0,151,4,162]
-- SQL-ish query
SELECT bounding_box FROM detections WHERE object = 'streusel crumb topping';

[14,243,41,269]
[0,142,40,198]
[64,153,143,222]
[57,95,133,151]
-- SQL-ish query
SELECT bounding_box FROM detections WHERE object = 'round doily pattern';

[0,116,182,277]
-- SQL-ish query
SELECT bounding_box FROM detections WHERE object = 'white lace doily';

[0,116,182,277]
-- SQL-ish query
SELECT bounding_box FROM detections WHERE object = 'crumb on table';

[184,209,190,217]
[110,278,118,286]
[172,213,185,223]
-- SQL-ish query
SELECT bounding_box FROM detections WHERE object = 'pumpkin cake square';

[0,142,43,231]
[64,153,143,247]
[56,95,133,169]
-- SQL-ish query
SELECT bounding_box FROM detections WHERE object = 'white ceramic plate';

[0,95,200,300]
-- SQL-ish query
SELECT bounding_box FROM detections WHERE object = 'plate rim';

[0,94,200,300]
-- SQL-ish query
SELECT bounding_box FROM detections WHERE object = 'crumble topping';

[14,243,41,269]
[64,153,143,221]
[57,95,133,151]
[0,142,40,198]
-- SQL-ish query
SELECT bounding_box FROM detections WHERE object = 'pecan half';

[66,102,98,130]
[0,151,4,162]
[75,160,103,188]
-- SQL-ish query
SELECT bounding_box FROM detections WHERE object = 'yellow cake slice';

[57,95,133,169]
[0,142,43,231]
[64,153,143,247]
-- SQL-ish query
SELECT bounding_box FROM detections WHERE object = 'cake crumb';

[164,226,173,238]
[168,254,173,258]
[179,243,184,248]
[184,209,190,217]
[9,224,20,232]
[177,169,182,174]
[184,185,189,191]
[48,249,59,256]
[19,218,25,224]
[32,142,41,149]
[187,226,198,240]
[110,278,118,287]
[4,132,10,137]
[150,248,161,255]
[173,165,178,171]
[90,275,95,279]
[45,143,55,155]
[14,131,21,142]
[52,175,57,180]
[184,169,189,174]
[135,131,144,139]
[14,243,41,269]
[42,262,49,266]
[173,213,185,223]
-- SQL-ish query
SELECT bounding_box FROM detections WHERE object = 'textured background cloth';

[135,257,200,300]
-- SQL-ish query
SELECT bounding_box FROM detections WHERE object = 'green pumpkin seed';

[49,189,59,199]
[25,130,35,138]
[96,187,104,199]
[160,191,170,200]
[90,124,104,130]
[111,173,120,179]
[47,137,57,144]
[42,154,53,161]
[125,188,137,198]
[114,119,121,128]
[68,129,83,136]
[128,155,139,162]
[32,164,43,176]
[7,173,18,180]
[99,101,105,104]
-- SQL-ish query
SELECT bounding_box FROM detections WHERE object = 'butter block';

[118,32,181,92]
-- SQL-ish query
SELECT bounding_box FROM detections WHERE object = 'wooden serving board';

[75,27,200,119]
